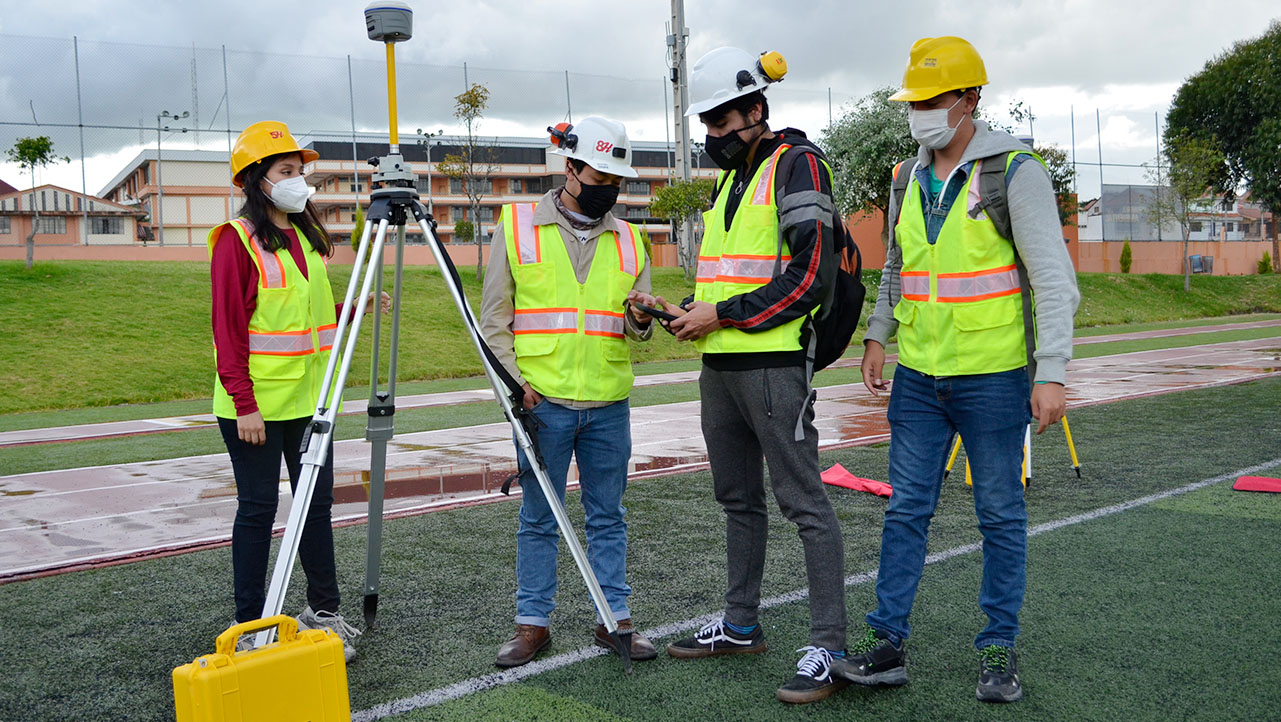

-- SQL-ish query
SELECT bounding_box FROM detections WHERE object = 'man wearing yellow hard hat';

[834,37,1079,703]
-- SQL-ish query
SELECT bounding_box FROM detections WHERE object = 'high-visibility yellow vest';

[210,218,339,420]
[892,155,1026,376]
[502,203,645,401]
[694,144,828,354]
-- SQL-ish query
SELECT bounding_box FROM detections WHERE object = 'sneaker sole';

[776,679,848,704]
[976,685,1024,703]
[666,641,768,659]
[838,667,909,687]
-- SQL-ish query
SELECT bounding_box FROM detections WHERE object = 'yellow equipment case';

[173,615,351,722]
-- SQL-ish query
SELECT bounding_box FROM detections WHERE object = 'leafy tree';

[6,136,69,269]
[350,203,366,255]
[438,83,498,279]
[1167,20,1280,271]
[1144,137,1225,290]
[1120,239,1132,274]
[819,87,915,247]
[453,219,474,248]
[1259,251,1273,275]
[649,177,714,279]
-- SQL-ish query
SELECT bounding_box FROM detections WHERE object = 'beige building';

[0,184,145,246]
[99,150,238,246]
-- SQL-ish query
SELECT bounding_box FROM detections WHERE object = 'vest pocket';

[601,338,629,362]
[952,297,1019,331]
[952,296,1023,373]
[248,354,307,380]
[514,334,560,358]
[892,302,917,326]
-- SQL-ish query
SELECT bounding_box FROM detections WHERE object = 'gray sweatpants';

[700,364,848,650]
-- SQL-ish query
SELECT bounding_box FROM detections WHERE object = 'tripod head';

[363,1,427,222]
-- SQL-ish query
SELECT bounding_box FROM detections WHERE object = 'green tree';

[438,83,497,279]
[1259,251,1273,274]
[350,203,366,255]
[453,219,474,248]
[6,136,69,269]
[1167,20,1280,271]
[986,102,1077,227]
[819,87,916,247]
[1120,239,1132,274]
[1145,137,1225,290]
[649,178,714,279]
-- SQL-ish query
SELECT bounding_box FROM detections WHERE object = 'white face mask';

[266,175,310,214]
[908,95,966,150]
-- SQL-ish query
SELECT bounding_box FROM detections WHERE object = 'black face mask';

[567,171,621,220]
[705,120,762,170]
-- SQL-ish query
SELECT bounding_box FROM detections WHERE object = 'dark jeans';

[866,365,1031,650]
[218,416,339,623]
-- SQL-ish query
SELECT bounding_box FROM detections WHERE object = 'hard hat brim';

[888,86,974,102]
[684,84,765,118]
[550,147,639,178]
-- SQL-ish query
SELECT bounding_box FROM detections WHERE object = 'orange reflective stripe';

[584,310,625,338]
[235,218,286,289]
[893,161,904,181]
[900,270,930,301]
[512,308,577,334]
[316,323,337,351]
[511,203,539,265]
[750,146,790,206]
[614,219,639,276]
[248,329,314,356]
[935,265,1020,303]
[697,253,790,285]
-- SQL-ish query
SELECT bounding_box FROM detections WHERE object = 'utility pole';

[668,0,694,275]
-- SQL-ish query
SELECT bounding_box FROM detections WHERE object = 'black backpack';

[771,145,866,373]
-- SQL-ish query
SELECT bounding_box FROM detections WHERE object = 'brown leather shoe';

[495,624,551,668]
[593,619,658,661]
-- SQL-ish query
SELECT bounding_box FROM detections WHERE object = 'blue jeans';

[866,365,1031,650]
[514,399,632,627]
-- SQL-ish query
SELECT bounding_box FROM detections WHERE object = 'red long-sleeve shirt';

[210,225,343,417]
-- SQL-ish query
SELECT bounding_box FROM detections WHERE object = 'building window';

[626,180,650,195]
[449,178,492,195]
[0,216,10,234]
[41,191,47,211]
[450,206,466,222]
[90,217,123,234]
[510,178,523,194]
[35,216,67,234]
[1225,222,1235,232]
[626,207,649,219]
[1189,221,1202,233]
[478,206,495,223]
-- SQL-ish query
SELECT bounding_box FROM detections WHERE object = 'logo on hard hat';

[923,58,938,68]
[269,130,284,139]
[596,140,614,153]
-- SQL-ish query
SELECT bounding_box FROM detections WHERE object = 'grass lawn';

[2,377,1279,721]
[4,260,1281,414]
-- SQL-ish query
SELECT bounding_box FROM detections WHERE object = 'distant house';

[0,179,18,196]
[0,184,146,245]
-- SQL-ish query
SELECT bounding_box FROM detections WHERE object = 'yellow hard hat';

[888,36,988,102]
[230,120,319,187]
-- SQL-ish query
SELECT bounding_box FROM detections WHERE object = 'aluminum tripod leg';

[405,209,632,672]
[253,216,390,648]
[364,223,407,628]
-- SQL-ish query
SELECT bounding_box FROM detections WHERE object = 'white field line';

[351,457,1281,721]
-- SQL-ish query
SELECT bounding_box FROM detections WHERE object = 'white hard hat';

[685,47,788,118]
[547,116,639,179]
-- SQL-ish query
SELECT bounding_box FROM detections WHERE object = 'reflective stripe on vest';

[901,270,930,301]
[248,329,314,356]
[614,218,639,275]
[936,264,1019,303]
[511,203,539,265]
[317,323,337,351]
[513,308,578,334]
[751,152,783,206]
[696,254,791,285]
[584,310,625,339]
[233,218,287,289]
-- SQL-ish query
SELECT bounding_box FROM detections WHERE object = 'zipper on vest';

[763,371,774,418]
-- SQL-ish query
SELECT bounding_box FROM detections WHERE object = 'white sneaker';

[297,606,361,663]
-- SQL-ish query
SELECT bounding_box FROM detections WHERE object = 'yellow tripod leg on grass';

[962,432,1029,488]
[944,434,962,479]
[1062,415,1082,478]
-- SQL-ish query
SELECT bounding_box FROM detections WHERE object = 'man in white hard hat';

[481,116,660,668]
[659,47,849,704]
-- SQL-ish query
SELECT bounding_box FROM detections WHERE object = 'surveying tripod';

[253,0,635,673]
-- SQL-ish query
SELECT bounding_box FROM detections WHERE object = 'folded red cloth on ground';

[821,463,893,498]
[1233,476,1281,493]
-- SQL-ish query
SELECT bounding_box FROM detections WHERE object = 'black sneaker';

[667,619,767,659]
[976,645,1023,702]
[832,625,908,686]
[776,646,849,704]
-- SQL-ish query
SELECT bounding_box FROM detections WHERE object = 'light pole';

[416,128,443,218]
[155,109,189,245]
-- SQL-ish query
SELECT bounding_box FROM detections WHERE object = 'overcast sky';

[2,1,1278,200]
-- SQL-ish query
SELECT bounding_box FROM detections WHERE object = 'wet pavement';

[2,332,1279,581]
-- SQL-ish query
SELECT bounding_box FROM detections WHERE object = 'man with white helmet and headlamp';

[659,47,849,704]
[480,116,660,668]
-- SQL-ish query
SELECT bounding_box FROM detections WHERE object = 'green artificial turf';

[1,377,1279,721]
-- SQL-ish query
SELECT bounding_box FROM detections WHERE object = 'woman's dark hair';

[699,91,770,126]
[237,152,332,256]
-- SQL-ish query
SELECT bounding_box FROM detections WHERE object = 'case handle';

[215,615,299,656]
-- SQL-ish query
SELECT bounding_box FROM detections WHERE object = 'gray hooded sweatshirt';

[864,120,1080,385]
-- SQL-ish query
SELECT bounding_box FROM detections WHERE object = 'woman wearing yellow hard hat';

[209,120,385,661]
